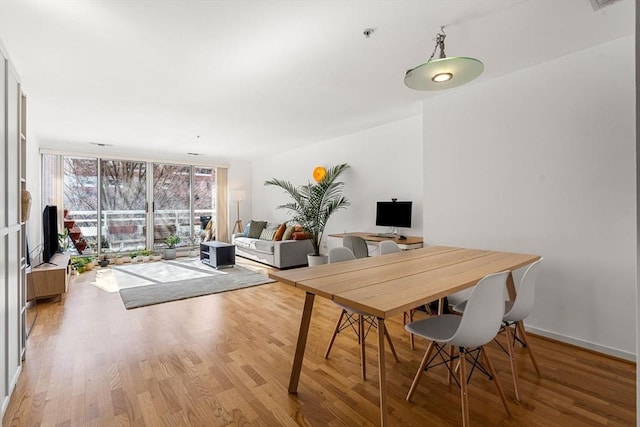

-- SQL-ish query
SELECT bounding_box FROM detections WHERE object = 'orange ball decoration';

[313,166,327,182]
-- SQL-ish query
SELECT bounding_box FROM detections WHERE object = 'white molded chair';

[325,247,399,380]
[453,258,543,400]
[379,240,400,255]
[453,258,544,400]
[343,235,369,258]
[405,271,512,426]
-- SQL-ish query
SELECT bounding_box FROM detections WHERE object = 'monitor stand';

[374,227,399,238]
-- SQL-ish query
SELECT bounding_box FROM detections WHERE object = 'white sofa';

[232,223,313,269]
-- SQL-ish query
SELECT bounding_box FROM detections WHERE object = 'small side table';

[200,241,235,269]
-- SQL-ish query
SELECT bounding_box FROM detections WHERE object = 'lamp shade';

[405,56,484,91]
[312,166,327,183]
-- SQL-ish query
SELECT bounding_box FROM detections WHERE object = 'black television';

[376,200,412,229]
[42,205,59,263]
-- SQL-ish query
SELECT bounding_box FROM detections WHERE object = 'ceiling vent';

[589,0,619,11]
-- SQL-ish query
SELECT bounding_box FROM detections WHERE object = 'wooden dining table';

[269,245,541,426]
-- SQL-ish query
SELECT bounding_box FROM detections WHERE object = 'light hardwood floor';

[3,258,635,426]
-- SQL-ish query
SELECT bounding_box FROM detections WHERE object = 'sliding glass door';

[152,163,190,250]
[63,157,98,254]
[193,167,216,243]
[101,160,147,254]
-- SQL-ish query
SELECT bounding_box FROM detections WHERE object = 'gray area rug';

[103,259,274,309]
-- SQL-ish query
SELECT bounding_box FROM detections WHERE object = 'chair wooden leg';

[383,325,400,362]
[447,345,455,384]
[504,325,521,401]
[481,346,511,418]
[406,309,416,350]
[324,310,345,359]
[406,341,435,402]
[459,347,470,427]
[359,315,367,380]
[516,321,541,377]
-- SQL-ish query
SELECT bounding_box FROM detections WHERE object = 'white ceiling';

[0,0,633,163]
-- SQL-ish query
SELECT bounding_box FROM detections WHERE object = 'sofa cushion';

[234,237,275,254]
[248,220,267,238]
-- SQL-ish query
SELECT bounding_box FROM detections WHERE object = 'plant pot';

[121,256,132,263]
[113,257,123,265]
[164,248,177,260]
[85,261,95,271]
[307,254,328,266]
[151,255,162,261]
[140,255,150,262]
[98,259,110,268]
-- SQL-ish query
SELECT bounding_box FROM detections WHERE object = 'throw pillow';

[243,222,251,237]
[282,225,296,240]
[248,220,267,238]
[273,223,287,241]
[259,227,278,241]
[292,231,310,240]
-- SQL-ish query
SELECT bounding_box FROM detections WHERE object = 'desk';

[329,232,423,250]
[269,245,540,426]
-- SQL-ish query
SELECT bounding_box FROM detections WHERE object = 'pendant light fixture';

[404,27,483,91]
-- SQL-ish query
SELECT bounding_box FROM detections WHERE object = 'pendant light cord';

[427,28,447,62]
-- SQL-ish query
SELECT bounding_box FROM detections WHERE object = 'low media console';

[27,252,71,300]
[200,241,235,269]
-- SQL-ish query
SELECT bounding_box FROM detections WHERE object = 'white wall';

[422,35,636,359]
[227,159,252,234]
[251,115,423,253]
[25,132,41,258]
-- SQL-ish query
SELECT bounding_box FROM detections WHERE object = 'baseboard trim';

[2,364,22,421]
[525,325,636,362]
[1,395,8,422]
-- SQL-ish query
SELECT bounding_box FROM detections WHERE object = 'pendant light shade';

[405,29,483,91]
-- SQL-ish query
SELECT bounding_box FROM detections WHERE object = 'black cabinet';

[200,241,235,269]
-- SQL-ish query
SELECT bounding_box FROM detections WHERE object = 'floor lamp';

[232,191,246,234]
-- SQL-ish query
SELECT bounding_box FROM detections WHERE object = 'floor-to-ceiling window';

[152,163,190,250]
[41,154,218,257]
[193,167,216,243]
[101,159,147,254]
[63,157,98,254]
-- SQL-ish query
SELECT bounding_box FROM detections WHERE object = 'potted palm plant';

[265,163,350,266]
[164,234,180,260]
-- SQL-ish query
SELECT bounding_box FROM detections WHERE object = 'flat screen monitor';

[42,205,59,263]
[376,201,412,228]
